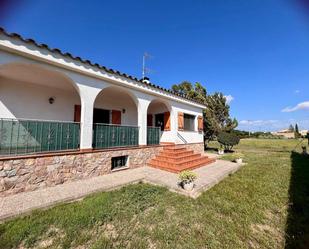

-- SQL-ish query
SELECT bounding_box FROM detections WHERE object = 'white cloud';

[239,120,279,126]
[238,118,309,132]
[224,95,234,104]
[238,119,281,132]
[282,101,309,112]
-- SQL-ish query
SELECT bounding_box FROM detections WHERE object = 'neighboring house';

[0,28,212,196]
[272,129,309,139]
[271,129,295,139]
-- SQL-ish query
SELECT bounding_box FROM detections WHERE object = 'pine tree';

[294,123,300,139]
[203,92,238,144]
[171,81,207,103]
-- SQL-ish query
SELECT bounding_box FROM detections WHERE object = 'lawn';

[0,139,308,249]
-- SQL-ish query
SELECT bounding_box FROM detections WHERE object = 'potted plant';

[218,145,224,155]
[231,152,244,164]
[179,170,197,191]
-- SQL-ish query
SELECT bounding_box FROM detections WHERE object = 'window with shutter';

[74,105,81,122]
[164,112,170,131]
[112,110,121,125]
[198,115,203,131]
[178,112,184,131]
[183,114,195,131]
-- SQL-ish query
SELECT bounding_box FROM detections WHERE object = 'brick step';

[160,142,175,145]
[149,157,215,173]
[159,150,194,157]
[153,153,202,163]
[150,155,210,168]
[163,147,187,152]
[176,157,215,171]
[149,144,216,173]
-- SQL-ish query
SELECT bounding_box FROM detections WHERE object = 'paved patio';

[0,159,243,221]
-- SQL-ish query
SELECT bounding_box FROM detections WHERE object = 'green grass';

[0,139,309,248]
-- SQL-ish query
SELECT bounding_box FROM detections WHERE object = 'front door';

[93,108,110,124]
[155,113,165,131]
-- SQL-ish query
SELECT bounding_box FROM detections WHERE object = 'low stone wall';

[183,143,204,154]
[0,143,204,197]
[0,146,163,197]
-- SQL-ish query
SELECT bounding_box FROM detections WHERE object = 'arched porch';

[147,99,171,145]
[91,86,139,149]
[0,63,81,155]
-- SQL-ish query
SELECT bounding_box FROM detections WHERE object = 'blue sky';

[1,0,309,131]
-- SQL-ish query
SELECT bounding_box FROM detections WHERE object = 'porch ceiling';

[0,63,75,91]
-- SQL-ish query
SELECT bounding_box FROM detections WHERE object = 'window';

[184,114,195,131]
[111,155,128,170]
[93,108,110,124]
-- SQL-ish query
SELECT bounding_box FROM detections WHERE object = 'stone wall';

[0,146,163,197]
[183,143,204,154]
[0,143,203,197]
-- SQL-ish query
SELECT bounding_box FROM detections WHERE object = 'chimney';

[142,77,150,84]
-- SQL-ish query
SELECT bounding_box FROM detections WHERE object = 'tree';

[172,81,207,103]
[204,92,238,144]
[289,124,294,132]
[171,82,237,147]
[294,123,301,139]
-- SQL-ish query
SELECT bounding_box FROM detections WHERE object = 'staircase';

[148,144,215,173]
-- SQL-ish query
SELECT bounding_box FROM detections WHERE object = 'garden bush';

[217,132,240,151]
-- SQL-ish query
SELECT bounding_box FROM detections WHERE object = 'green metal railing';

[93,123,139,149]
[0,118,80,156]
[147,127,161,145]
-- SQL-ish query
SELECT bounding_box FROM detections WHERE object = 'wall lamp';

[48,97,55,104]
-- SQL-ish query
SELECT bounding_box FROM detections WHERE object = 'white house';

[0,28,213,196]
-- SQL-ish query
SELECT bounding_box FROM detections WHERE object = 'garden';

[0,138,308,248]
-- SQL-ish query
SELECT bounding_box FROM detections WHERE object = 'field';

[0,139,308,249]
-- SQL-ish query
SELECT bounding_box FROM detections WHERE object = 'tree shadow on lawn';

[285,151,309,249]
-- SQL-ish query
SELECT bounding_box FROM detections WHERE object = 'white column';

[170,106,177,143]
[137,98,151,146]
[78,88,101,150]
[80,100,94,150]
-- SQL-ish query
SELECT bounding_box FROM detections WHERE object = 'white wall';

[176,131,203,144]
[94,88,138,126]
[147,101,169,127]
[0,78,80,121]
[169,102,203,144]
[0,49,204,147]
[146,99,203,144]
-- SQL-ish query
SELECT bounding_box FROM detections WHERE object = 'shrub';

[217,132,240,151]
[179,170,197,184]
